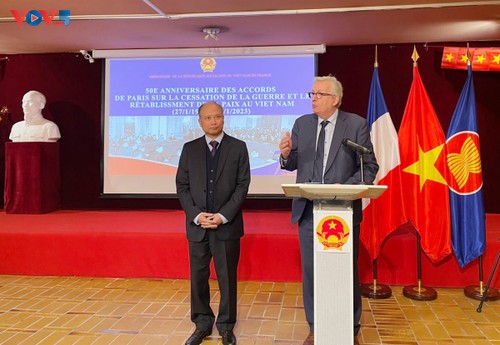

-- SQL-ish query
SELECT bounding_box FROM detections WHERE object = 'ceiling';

[0,0,499,55]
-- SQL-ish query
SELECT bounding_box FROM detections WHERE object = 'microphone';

[342,138,372,154]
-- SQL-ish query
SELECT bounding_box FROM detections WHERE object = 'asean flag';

[398,64,452,263]
[361,67,407,260]
[445,64,486,268]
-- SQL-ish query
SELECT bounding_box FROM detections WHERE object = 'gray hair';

[314,76,343,99]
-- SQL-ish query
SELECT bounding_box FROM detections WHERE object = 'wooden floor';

[0,275,499,345]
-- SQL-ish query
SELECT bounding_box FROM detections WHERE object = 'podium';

[282,183,386,345]
[4,142,61,214]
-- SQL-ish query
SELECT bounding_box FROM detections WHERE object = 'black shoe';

[221,330,237,345]
[303,331,314,345]
[185,329,212,345]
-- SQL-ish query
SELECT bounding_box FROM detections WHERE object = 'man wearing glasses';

[279,76,378,345]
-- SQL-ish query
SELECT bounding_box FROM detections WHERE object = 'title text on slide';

[113,86,309,115]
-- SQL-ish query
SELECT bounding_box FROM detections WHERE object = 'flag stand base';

[403,285,437,301]
[464,285,500,301]
[361,283,392,299]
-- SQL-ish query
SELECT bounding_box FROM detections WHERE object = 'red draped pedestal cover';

[4,142,60,213]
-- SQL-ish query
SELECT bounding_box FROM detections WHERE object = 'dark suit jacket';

[176,133,250,242]
[282,111,379,225]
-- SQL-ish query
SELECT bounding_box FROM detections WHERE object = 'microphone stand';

[357,153,372,185]
[477,248,500,312]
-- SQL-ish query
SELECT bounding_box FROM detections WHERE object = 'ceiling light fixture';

[202,27,221,41]
[92,44,326,59]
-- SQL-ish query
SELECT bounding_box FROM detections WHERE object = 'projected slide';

[103,54,316,195]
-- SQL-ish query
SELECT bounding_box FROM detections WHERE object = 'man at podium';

[279,76,378,344]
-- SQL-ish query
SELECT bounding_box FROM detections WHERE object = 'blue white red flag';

[361,67,407,260]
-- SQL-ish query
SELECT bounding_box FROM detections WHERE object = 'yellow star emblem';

[460,54,469,63]
[492,54,500,64]
[445,53,454,62]
[403,142,448,190]
[476,55,486,64]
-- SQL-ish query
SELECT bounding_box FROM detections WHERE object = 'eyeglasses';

[307,92,335,99]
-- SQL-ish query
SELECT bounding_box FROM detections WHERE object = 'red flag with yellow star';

[442,47,500,71]
[398,61,452,263]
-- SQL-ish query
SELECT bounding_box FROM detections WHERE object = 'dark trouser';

[189,230,240,334]
[298,201,361,335]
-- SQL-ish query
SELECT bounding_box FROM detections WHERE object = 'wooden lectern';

[282,183,386,345]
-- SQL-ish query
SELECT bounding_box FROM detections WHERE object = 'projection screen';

[101,47,321,196]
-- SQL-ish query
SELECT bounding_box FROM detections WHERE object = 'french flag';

[360,66,407,260]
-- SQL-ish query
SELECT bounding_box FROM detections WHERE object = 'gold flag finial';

[411,45,419,66]
[374,45,379,68]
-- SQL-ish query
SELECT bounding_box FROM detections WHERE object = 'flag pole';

[465,254,500,300]
[403,231,437,300]
[401,46,438,301]
[477,249,500,311]
[361,258,392,299]
[360,45,392,299]
[448,43,500,301]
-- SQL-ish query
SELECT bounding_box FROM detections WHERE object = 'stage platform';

[0,210,499,288]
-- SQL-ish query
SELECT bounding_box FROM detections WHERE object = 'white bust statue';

[9,90,61,142]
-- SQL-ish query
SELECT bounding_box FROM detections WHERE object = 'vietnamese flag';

[398,52,452,263]
[487,48,500,71]
[471,48,489,71]
[442,47,500,71]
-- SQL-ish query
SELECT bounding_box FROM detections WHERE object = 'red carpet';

[0,210,301,281]
[0,210,498,288]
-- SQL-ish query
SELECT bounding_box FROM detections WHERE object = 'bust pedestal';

[4,142,60,214]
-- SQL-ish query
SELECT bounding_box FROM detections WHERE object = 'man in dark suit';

[279,76,378,345]
[176,102,250,345]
